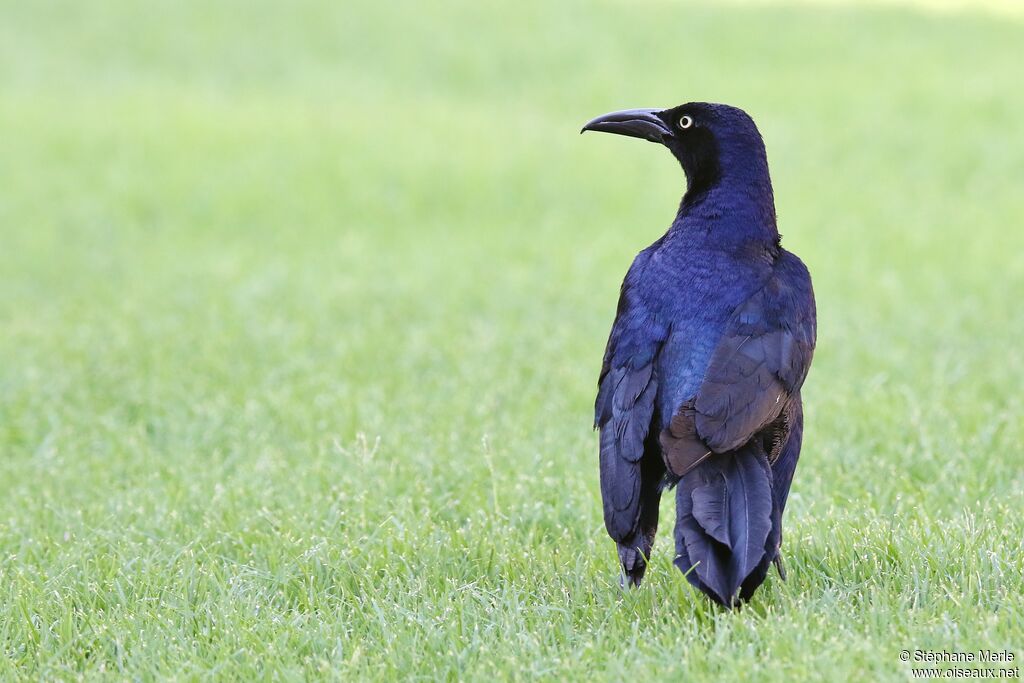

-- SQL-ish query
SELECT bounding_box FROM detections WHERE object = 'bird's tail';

[673,440,776,608]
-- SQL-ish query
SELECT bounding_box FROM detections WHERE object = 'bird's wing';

[595,265,668,542]
[661,251,815,476]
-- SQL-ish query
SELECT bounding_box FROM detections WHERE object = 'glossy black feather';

[594,252,669,584]
[740,398,804,600]
[617,431,667,587]
[665,255,813,605]
[691,253,816,455]
[596,322,661,541]
[675,443,773,606]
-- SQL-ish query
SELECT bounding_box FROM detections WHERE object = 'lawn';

[1,0,1023,679]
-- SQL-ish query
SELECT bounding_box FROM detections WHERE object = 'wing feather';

[595,253,667,542]
[661,252,815,475]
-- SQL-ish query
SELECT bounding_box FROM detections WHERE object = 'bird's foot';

[773,553,787,581]
[619,569,645,589]
[618,544,649,588]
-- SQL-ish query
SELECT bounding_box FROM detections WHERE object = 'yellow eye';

[678,115,694,129]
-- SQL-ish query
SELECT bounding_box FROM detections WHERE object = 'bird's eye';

[678,115,694,130]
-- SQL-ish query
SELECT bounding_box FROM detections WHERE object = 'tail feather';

[740,400,804,599]
[674,442,774,607]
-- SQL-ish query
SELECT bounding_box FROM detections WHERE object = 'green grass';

[2,0,1024,679]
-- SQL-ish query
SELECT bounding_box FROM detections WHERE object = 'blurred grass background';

[1,0,1023,679]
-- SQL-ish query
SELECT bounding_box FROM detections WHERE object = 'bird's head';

[581,102,769,201]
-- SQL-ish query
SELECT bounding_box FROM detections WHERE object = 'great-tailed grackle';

[582,103,816,607]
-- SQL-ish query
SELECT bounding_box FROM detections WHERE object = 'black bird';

[582,103,816,607]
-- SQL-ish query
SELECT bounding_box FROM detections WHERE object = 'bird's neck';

[670,132,779,245]
[674,161,778,246]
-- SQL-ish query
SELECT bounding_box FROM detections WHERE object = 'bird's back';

[633,229,780,431]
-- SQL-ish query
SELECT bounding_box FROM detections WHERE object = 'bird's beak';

[580,108,673,143]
